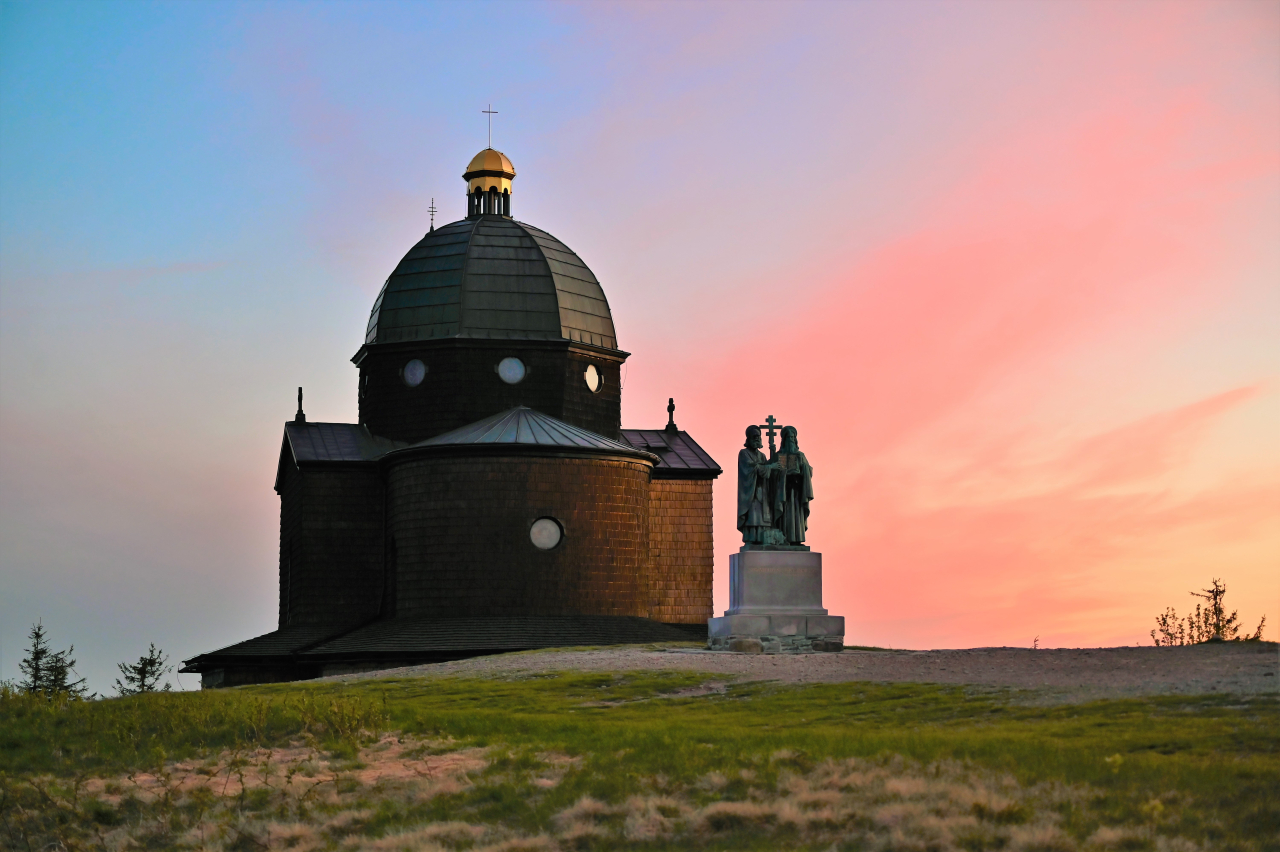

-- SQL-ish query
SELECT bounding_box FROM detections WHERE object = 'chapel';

[182,148,720,687]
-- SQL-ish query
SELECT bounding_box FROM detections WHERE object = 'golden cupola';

[463,148,516,217]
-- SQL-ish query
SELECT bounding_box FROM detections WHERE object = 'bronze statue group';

[737,420,814,548]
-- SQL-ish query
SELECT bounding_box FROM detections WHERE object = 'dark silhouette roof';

[181,616,705,672]
[365,216,618,349]
[284,422,405,464]
[302,615,702,657]
[183,620,368,662]
[276,411,678,486]
[620,429,722,478]
[412,406,647,456]
[276,422,407,491]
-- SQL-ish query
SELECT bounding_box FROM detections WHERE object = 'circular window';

[401,359,426,388]
[529,517,563,550]
[584,364,601,393]
[497,357,526,384]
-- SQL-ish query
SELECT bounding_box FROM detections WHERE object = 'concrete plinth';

[727,549,826,615]
[708,548,845,653]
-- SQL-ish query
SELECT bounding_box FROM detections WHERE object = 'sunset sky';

[2,1,1277,692]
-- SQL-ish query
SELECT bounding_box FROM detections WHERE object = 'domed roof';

[463,148,515,177]
[365,216,618,349]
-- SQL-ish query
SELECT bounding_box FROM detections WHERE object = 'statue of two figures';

[737,418,813,549]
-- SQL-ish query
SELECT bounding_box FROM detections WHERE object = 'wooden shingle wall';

[278,464,384,627]
[646,478,714,624]
[387,454,651,618]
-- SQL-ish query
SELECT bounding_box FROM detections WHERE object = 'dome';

[463,148,515,178]
[365,216,618,349]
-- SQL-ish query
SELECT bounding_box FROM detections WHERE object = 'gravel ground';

[329,641,1279,702]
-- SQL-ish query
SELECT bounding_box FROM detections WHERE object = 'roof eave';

[352,337,631,365]
[382,442,659,467]
[651,467,723,480]
[274,429,300,493]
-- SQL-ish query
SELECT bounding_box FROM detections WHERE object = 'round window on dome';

[529,517,563,550]
[497,357,526,384]
[584,364,601,393]
[401,359,427,388]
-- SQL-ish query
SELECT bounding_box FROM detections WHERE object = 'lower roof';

[302,615,702,657]
[278,409,719,480]
[620,429,721,478]
[181,615,704,671]
[411,406,646,456]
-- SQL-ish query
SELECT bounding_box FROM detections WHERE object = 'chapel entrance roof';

[407,406,654,460]
[619,428,723,479]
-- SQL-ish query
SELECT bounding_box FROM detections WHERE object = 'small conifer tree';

[115,643,173,695]
[18,620,88,697]
[17,620,51,693]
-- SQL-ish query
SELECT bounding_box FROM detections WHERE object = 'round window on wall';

[529,517,563,550]
[497,357,526,384]
[401,359,427,388]
[584,364,601,393]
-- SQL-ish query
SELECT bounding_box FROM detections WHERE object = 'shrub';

[1151,579,1266,646]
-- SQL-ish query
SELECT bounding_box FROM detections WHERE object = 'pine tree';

[115,644,173,695]
[17,621,51,693]
[18,621,88,697]
[45,645,89,697]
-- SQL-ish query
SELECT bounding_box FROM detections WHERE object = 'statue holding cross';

[715,417,840,654]
[736,415,814,548]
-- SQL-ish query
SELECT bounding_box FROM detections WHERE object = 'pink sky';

[596,2,1280,647]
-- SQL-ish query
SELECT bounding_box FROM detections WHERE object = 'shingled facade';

[183,148,720,687]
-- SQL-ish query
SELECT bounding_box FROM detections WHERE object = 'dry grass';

[0,736,1217,851]
[3,673,1275,850]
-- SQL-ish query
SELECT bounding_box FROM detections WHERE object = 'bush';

[1150,579,1266,646]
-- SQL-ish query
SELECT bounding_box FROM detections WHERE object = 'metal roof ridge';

[455,217,480,338]
[477,409,520,444]
[509,219,617,349]
[523,411,558,445]
[407,406,651,457]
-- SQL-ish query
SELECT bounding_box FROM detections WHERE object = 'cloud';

[648,3,1280,644]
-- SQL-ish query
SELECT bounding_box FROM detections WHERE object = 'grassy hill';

[3,665,1277,851]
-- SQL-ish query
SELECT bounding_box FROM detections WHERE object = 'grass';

[2,671,1277,850]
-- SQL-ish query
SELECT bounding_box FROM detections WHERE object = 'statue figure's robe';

[773,449,814,545]
[737,447,775,545]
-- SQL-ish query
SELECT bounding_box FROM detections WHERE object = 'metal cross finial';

[428,197,437,232]
[482,104,498,148]
[761,414,779,457]
[665,398,677,433]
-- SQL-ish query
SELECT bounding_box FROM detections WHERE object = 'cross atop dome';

[464,148,516,217]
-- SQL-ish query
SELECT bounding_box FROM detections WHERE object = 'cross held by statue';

[759,415,779,457]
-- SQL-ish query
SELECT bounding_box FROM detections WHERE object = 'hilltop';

[3,642,1276,851]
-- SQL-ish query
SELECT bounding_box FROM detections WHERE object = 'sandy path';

[328,641,1279,702]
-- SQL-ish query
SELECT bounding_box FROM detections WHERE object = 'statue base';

[707,549,845,654]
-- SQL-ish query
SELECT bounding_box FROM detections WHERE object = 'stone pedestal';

[708,549,845,653]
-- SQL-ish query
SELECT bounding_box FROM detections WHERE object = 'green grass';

[2,673,1277,850]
